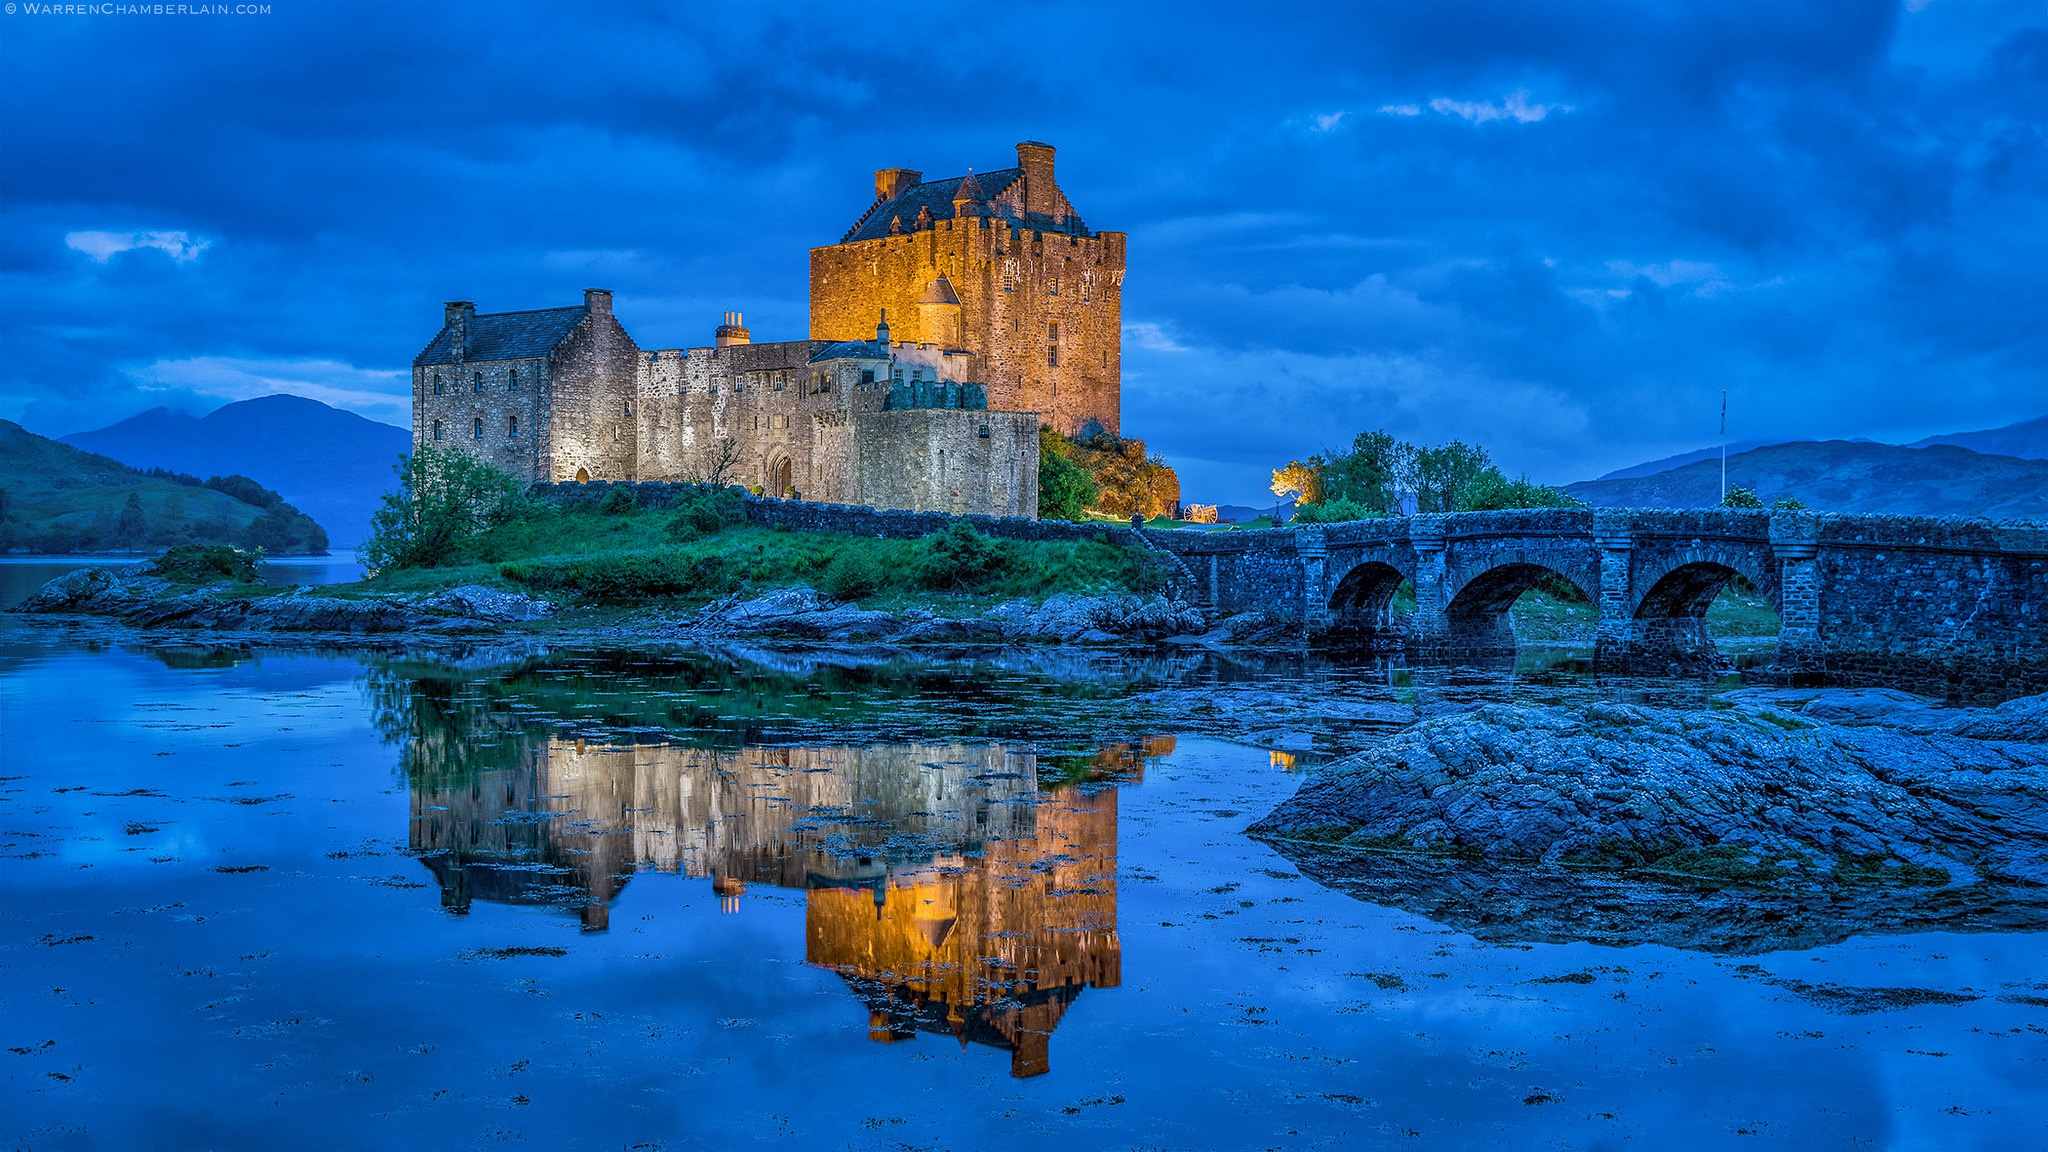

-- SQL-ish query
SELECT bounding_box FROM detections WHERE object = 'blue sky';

[2,0,2043,505]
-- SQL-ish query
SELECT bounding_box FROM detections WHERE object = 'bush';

[359,446,527,572]
[1038,428,1100,521]
[915,522,1011,590]
[1720,487,1765,509]
[1455,467,1584,511]
[665,485,746,540]
[1772,495,1807,511]
[1289,496,1381,524]
[151,544,261,584]
[817,549,886,600]
[501,550,736,602]
[598,486,637,515]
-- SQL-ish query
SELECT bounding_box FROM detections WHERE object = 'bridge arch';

[1327,559,1410,641]
[1627,557,1780,668]
[1442,561,1594,654]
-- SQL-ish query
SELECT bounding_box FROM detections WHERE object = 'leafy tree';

[1407,440,1492,513]
[238,504,330,554]
[203,474,283,509]
[359,446,525,571]
[1720,487,1765,509]
[1319,430,1412,513]
[1038,429,1100,521]
[1454,467,1584,511]
[116,492,148,543]
[1270,458,1327,506]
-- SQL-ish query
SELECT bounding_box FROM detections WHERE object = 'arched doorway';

[575,467,590,484]
[1326,561,1408,646]
[1443,562,1591,656]
[767,455,792,497]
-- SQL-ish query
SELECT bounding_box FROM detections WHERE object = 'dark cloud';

[1,0,2042,504]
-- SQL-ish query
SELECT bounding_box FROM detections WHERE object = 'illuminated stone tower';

[809,142,1126,437]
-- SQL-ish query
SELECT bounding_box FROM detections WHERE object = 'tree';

[1720,487,1765,509]
[1319,430,1412,514]
[691,437,745,487]
[116,492,148,543]
[1038,428,1099,521]
[203,474,283,509]
[1407,440,1492,513]
[358,446,525,571]
[1454,467,1584,511]
[1270,458,1327,506]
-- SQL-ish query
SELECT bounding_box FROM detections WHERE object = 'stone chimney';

[444,301,474,361]
[584,288,612,315]
[1016,141,1057,218]
[875,308,891,346]
[874,167,922,202]
[714,310,751,347]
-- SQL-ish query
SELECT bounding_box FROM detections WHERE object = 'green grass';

[340,505,1168,608]
[1,419,269,551]
[1507,584,1782,641]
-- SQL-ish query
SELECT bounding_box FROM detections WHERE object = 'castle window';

[1003,272,1014,292]
[860,369,874,386]
[473,417,484,438]
[508,370,518,392]
[507,414,518,436]
[433,375,443,396]
[892,367,904,383]
[1048,278,1059,296]
[433,420,443,440]
[623,401,631,417]
[773,373,784,392]
[474,373,483,393]
[1048,322,1059,341]
[1048,345,1059,368]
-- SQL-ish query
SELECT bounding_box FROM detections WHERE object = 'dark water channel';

[1,624,2043,1149]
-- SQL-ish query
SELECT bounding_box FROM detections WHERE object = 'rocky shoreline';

[1251,690,2048,951]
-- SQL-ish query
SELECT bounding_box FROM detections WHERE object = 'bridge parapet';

[1150,508,2046,693]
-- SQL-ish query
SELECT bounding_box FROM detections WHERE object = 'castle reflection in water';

[408,734,1159,1078]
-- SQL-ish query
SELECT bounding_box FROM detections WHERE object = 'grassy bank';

[345,501,1173,610]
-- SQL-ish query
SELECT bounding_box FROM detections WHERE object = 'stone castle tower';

[809,141,1125,437]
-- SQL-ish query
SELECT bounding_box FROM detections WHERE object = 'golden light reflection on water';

[408,737,1147,1076]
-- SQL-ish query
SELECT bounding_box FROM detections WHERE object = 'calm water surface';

[1,628,2043,1150]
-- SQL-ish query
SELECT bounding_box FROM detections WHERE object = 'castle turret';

[715,310,750,347]
[918,275,963,348]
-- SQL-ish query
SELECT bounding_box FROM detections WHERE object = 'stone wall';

[828,408,1039,518]
[542,292,642,484]
[412,354,546,482]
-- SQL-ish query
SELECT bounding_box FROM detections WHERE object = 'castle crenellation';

[411,141,1121,519]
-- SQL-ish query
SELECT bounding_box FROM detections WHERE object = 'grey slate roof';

[413,305,587,367]
[808,339,890,362]
[839,169,1094,243]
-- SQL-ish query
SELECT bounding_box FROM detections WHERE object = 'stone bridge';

[1149,509,2048,694]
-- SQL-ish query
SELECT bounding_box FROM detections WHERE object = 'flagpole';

[1720,389,1728,503]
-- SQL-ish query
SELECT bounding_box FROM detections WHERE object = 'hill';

[63,394,410,547]
[0,421,327,553]
[1564,440,2048,519]
[1907,414,2048,461]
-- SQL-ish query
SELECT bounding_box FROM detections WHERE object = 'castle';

[411,142,1124,518]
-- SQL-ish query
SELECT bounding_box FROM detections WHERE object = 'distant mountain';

[1565,440,2048,519]
[1215,498,1295,524]
[1,421,326,553]
[1907,414,2048,460]
[64,394,409,547]
[1595,438,1788,481]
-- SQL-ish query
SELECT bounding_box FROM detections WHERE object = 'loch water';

[1,619,2043,1150]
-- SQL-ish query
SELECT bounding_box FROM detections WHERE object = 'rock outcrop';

[12,566,553,635]
[1252,697,2048,952]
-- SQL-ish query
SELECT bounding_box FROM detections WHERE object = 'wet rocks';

[12,568,555,635]
[683,588,1209,646]
[1253,699,2048,885]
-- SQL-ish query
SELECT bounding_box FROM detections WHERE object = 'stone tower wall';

[810,213,1124,436]
[541,292,642,483]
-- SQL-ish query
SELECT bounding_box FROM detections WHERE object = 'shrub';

[915,522,1010,590]
[1038,428,1100,521]
[1455,467,1584,511]
[665,485,746,540]
[151,544,261,584]
[598,486,637,515]
[1771,495,1807,511]
[359,446,526,572]
[818,549,886,600]
[1720,487,1765,509]
[1289,496,1381,524]
[501,550,736,602]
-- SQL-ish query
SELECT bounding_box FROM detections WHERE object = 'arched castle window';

[433,420,443,440]
[473,417,484,438]
[623,401,631,417]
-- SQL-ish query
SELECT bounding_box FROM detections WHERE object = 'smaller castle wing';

[413,305,589,367]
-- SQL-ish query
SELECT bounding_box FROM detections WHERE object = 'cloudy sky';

[2,0,2043,505]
